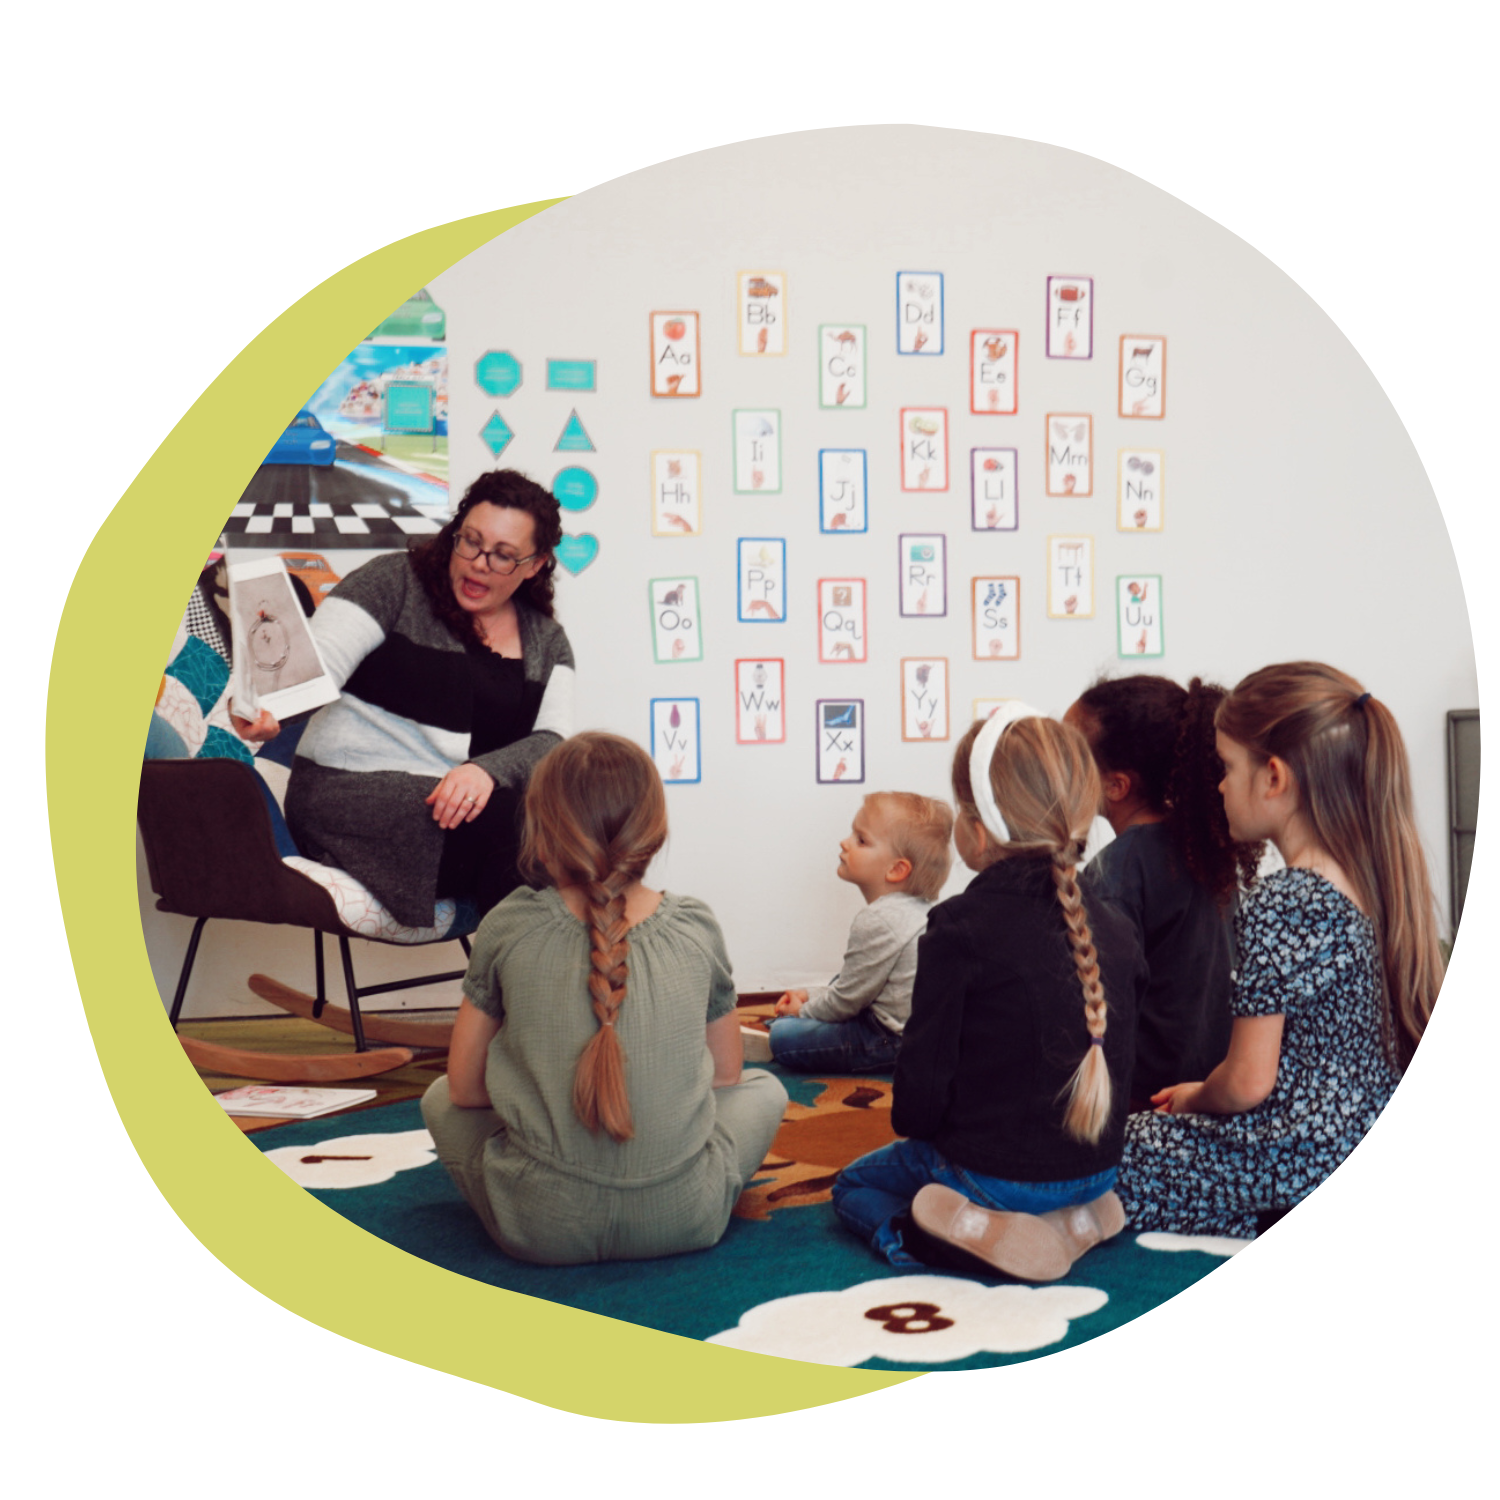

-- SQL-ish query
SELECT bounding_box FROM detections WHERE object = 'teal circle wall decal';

[553,465,599,511]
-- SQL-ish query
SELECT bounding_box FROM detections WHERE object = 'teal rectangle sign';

[547,359,597,392]
[385,381,434,433]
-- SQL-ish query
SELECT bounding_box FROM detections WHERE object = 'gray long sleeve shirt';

[801,892,933,1034]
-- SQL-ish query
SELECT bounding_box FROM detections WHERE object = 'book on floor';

[214,1085,378,1119]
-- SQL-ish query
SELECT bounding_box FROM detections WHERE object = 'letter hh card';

[733,408,782,493]
[1117,449,1164,531]
[819,448,868,533]
[899,533,947,617]
[651,450,702,536]
[649,576,703,663]
[897,272,944,354]
[651,698,702,784]
[1046,413,1093,497]
[738,537,786,622]
[971,447,1018,531]
[1117,574,1164,658]
[818,577,868,663]
[901,407,949,491]
[1119,335,1166,418]
[1046,276,1093,360]
[972,576,1021,660]
[816,699,865,784]
[1047,535,1095,618]
[970,329,1019,414]
[736,658,786,744]
[738,271,786,356]
[901,657,949,741]
[819,324,867,408]
[651,312,700,397]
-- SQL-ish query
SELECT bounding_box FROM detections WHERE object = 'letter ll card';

[1117,574,1164,658]
[900,407,949,491]
[651,312,700,397]
[970,329,1018,413]
[738,537,786,622]
[901,657,949,741]
[819,323,867,408]
[649,576,702,664]
[733,408,782,493]
[1046,413,1092,497]
[1046,276,1093,359]
[816,699,865,784]
[897,271,944,355]
[1047,534,1095,618]
[899,533,946,617]
[736,658,785,744]
[738,271,786,356]
[1117,449,1164,531]
[971,447,1018,531]
[972,576,1020,660]
[819,448,868,533]
[818,577,867,663]
[651,698,701,784]
[1119,335,1166,418]
[651,449,702,537]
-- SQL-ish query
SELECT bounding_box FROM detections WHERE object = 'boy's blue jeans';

[768,1009,902,1074]
[833,1138,1118,1267]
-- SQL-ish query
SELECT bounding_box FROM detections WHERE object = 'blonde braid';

[1051,843,1112,1144]
[572,866,635,1142]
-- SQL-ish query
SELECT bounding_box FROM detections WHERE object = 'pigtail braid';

[1051,844,1112,1144]
[572,867,635,1142]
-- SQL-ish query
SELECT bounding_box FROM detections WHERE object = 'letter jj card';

[819,324,867,408]
[971,448,1018,531]
[971,329,1019,414]
[1047,535,1095,618]
[816,700,865,784]
[736,659,785,744]
[901,657,949,741]
[818,577,867,663]
[819,449,868,533]
[1117,574,1164,658]
[738,271,786,356]
[901,407,949,491]
[1046,413,1092,497]
[899,533,947,617]
[649,576,702,663]
[1118,449,1164,531]
[651,312,700,397]
[733,408,782,493]
[738,537,786,622]
[1046,276,1093,359]
[651,698,701,784]
[651,450,702,537]
[972,576,1020,660]
[897,272,944,354]
[1119,336,1166,418]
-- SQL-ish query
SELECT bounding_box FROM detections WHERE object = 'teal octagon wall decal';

[475,350,522,397]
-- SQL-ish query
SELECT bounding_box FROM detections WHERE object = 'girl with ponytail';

[1117,662,1441,1238]
[421,732,787,1265]
[832,707,1147,1282]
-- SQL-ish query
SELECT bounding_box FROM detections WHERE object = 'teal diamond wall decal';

[480,412,514,457]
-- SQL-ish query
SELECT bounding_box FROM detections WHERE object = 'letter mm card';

[649,576,703,664]
[818,577,868,663]
[816,700,865,784]
[651,698,701,784]
[1046,276,1093,359]
[972,576,1020,661]
[733,408,782,493]
[971,448,1018,531]
[735,658,785,744]
[738,537,786,622]
[738,271,786,356]
[901,657,949,742]
[650,312,700,397]
[819,448,868,533]
[651,450,702,537]
[819,324,867,408]
[1118,449,1164,532]
[897,271,944,354]
[1047,535,1095,619]
[1046,413,1092,497]
[971,329,1019,414]
[900,407,949,491]
[899,533,947,617]
[1117,574,1164,658]
[1119,336,1166,419]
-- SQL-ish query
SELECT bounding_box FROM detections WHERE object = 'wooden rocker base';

[179,1034,414,1083]
[248,973,456,1051]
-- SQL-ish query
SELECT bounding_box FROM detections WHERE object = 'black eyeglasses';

[452,531,540,575]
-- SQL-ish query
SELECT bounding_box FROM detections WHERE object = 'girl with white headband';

[831,706,1147,1281]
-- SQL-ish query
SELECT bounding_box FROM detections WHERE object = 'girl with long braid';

[422,732,788,1265]
[832,707,1147,1282]
[1118,663,1441,1238]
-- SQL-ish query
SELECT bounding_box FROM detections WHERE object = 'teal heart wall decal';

[556,532,599,575]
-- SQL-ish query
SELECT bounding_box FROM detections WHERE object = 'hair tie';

[968,701,1048,843]
[1089,1035,1105,1048]
[1353,692,1372,709]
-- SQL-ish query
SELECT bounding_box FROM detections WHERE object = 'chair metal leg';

[459,934,472,959]
[169,916,209,1030]
[337,934,369,1052]
[312,930,327,1019]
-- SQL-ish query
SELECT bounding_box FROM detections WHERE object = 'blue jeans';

[769,1009,902,1074]
[832,1138,1118,1267]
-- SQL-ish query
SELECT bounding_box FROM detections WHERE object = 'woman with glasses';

[282,469,574,928]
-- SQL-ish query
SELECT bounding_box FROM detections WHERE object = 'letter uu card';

[1117,575,1164,658]
[901,657,949,741]
[736,659,785,744]
[738,272,786,356]
[816,700,865,784]
[651,699,701,784]
[650,312,700,397]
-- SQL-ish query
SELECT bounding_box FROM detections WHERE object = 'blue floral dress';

[1117,868,1402,1238]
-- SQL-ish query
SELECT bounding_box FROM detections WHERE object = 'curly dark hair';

[1075,673,1263,906]
[408,468,564,645]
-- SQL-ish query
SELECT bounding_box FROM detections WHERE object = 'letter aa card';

[736,659,785,744]
[649,576,702,663]
[1047,535,1095,618]
[734,409,782,493]
[901,657,949,741]
[1117,575,1164,658]
[819,324,867,408]
[1046,276,1093,359]
[651,450,702,537]
[818,578,867,663]
[738,272,786,356]
[816,700,865,784]
[971,329,1018,414]
[651,312,700,397]
[819,449,868,533]
[897,272,944,354]
[1118,449,1163,531]
[899,533,946,617]
[651,698,701,784]
[971,448,1018,531]
[972,576,1020,660]
[1119,335,1166,418]
[901,407,949,491]
[1046,414,1092,497]
[738,537,786,622]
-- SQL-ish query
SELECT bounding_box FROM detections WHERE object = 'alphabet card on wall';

[736,659,785,744]
[1117,575,1164,658]
[651,450,702,537]
[819,325,867,408]
[738,272,786,355]
[819,449,868,533]
[734,409,782,493]
[1047,534,1095,618]
[816,700,865,784]
[899,533,947,617]
[897,272,944,354]
[972,576,1020,660]
[818,578,868,663]
[738,537,786,622]
[1046,276,1093,359]
[971,329,1019,413]
[971,448,1018,531]
[901,657,949,741]
[1119,336,1166,418]
[1046,414,1093,497]
[650,312,700,397]
[649,576,702,663]
[901,408,949,491]
[1117,449,1163,531]
[651,698,701,784]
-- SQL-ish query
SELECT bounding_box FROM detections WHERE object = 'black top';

[468,651,531,758]
[892,855,1147,1183]
[1080,822,1235,1101]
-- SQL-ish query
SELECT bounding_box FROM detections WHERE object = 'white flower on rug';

[262,1129,437,1190]
[1136,1231,1248,1257]
[707,1275,1107,1367]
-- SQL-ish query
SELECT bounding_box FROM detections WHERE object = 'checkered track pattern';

[222,499,443,545]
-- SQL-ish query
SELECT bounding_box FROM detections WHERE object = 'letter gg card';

[651,698,701,784]
[651,450,702,537]
[651,312,700,397]
[901,407,949,491]
[1046,276,1093,359]
[900,657,949,741]
[971,447,1018,531]
[819,448,868,533]
[899,533,946,617]
[970,329,1018,414]
[819,324,867,408]
[738,272,786,356]
[738,537,786,622]
[1119,335,1166,418]
[1117,574,1164,658]
[1046,413,1092,497]
[736,658,785,744]
[649,576,702,664]
[897,271,944,354]
[972,576,1020,660]
[816,700,865,784]
[1118,449,1164,531]
[733,408,782,493]
[1047,534,1095,618]
[818,577,867,663]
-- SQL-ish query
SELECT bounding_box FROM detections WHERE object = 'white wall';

[143,125,1475,1016]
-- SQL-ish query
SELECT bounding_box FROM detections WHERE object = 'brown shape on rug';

[734,1076,898,1221]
